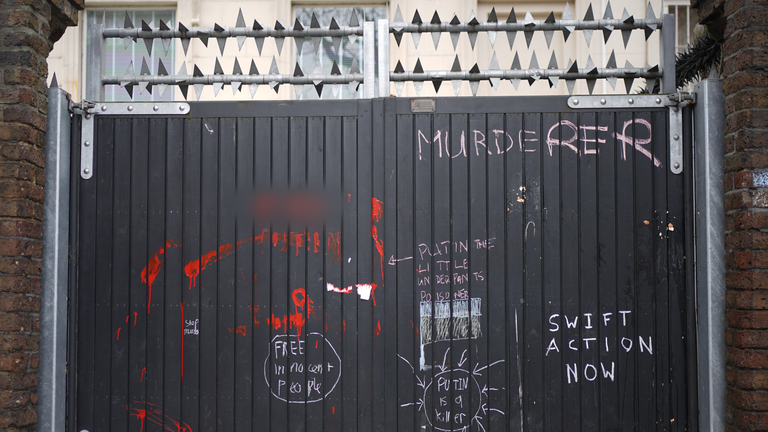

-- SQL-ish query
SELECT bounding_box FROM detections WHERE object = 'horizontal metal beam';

[103,26,363,39]
[103,74,364,86]
[389,18,662,33]
[389,68,661,81]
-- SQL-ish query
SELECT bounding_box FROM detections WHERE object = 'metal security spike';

[468,10,480,26]
[469,80,479,96]
[349,11,359,44]
[431,11,441,24]
[606,50,617,89]
[330,84,340,98]
[124,83,134,98]
[432,79,442,93]
[198,30,209,47]
[451,55,461,72]
[332,36,341,54]
[254,37,265,55]
[412,10,423,25]
[583,4,594,47]
[139,57,151,94]
[311,13,322,53]
[489,52,500,88]
[566,79,575,95]
[141,20,154,55]
[236,9,247,50]
[176,62,188,100]
[644,2,657,40]
[293,19,305,55]
[253,20,263,30]
[394,60,405,74]
[269,57,280,93]
[294,63,304,77]
[193,65,204,100]
[121,61,134,88]
[523,11,535,47]
[159,20,172,54]
[624,60,635,93]
[275,37,285,55]
[314,82,324,97]
[602,1,614,42]
[414,81,423,96]
[621,8,633,48]
[586,55,597,73]
[528,52,540,85]
[124,12,136,48]
[452,78,461,96]
[510,52,521,89]
[215,25,227,54]
[395,81,404,97]
[158,59,169,76]
[311,12,321,28]
[311,63,323,86]
[394,29,404,46]
[412,31,421,49]
[275,19,285,31]
[543,12,555,48]
[180,23,191,55]
[469,63,480,74]
[487,8,498,48]
[547,51,559,88]
[231,58,243,94]
[249,60,259,98]
[450,15,460,50]
[413,58,424,74]
[506,8,517,48]
[330,17,340,30]
[50,73,58,89]
[393,5,405,29]
[294,84,304,99]
[645,63,658,93]
[567,59,578,73]
[213,58,224,96]
[214,23,225,32]
[349,58,361,91]
[586,77,597,95]
[565,59,576,95]
[468,31,478,49]
[294,17,304,31]
[562,3,575,42]
[432,29,441,49]
[331,61,342,75]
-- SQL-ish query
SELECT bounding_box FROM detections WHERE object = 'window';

[665,2,698,54]
[294,6,387,100]
[87,10,176,102]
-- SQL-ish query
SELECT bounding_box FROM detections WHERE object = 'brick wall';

[693,0,768,430]
[0,0,81,430]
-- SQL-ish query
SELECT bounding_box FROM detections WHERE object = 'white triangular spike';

[468,32,478,49]
[162,38,172,55]
[312,37,321,54]
[563,3,575,33]
[312,64,323,85]
[523,11,534,25]
[452,80,461,96]
[432,31,441,49]
[250,83,259,98]
[213,82,223,96]
[451,32,460,50]
[294,84,304,99]
[332,36,341,54]
[412,32,421,49]
[348,11,359,44]
[269,56,279,75]
[331,85,340,98]
[125,61,135,76]
[231,81,241,95]
[295,38,305,55]
[584,29,594,46]
[395,81,404,97]
[255,37,265,55]
[549,75,559,88]
[488,31,497,48]
[511,78,520,90]
[393,5,405,28]
[566,79,575,95]
[506,31,516,48]
[157,84,167,98]
[194,84,204,100]
[275,37,285,55]
[414,81,423,96]
[586,55,596,71]
[489,52,500,88]
[621,8,632,47]
[529,52,539,70]
[469,80,479,96]
[603,1,613,19]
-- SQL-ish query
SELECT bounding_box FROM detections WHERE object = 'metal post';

[363,21,375,98]
[39,85,72,432]
[694,76,726,432]
[85,20,105,101]
[377,19,390,97]
[661,14,676,94]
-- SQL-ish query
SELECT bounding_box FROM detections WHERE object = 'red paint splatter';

[131,408,146,432]
[328,232,342,264]
[183,244,232,289]
[343,319,346,333]
[140,365,148,383]
[141,247,165,313]
[290,232,305,256]
[127,401,193,432]
[114,327,121,340]
[289,313,306,337]
[315,340,319,349]
[134,312,138,326]
[180,302,184,382]
[314,232,320,253]
[371,198,385,288]
[126,315,129,323]
[228,326,247,336]
[375,320,381,337]
[332,406,336,415]
[347,194,351,202]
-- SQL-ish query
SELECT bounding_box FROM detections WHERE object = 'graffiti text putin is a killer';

[417,118,661,167]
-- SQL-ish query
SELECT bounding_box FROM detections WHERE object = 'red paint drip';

[141,246,166,313]
[183,244,232,289]
[132,409,146,432]
[371,198,385,288]
[332,406,336,415]
[180,302,184,382]
[375,320,381,337]
[126,315,129,323]
[314,232,320,253]
[140,365,148,383]
[290,232,305,256]
[228,326,247,336]
[114,327,121,340]
[134,312,138,326]
[347,194,351,202]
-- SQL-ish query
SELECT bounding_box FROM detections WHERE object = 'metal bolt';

[179,105,186,111]
[127,105,133,112]
[600,98,606,105]
[673,106,679,112]
[84,141,90,147]
[573,98,579,105]
[655,98,661,104]
[101,105,107,111]
[83,168,90,175]
[628,98,634,105]
[673,162,680,169]
[673,134,680,141]
[85,114,91,120]
[153,105,159,111]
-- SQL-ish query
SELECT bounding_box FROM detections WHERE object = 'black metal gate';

[68,96,696,432]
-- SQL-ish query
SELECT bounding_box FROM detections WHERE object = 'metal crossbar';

[86,1,675,101]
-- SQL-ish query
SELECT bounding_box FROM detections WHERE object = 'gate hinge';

[566,93,695,175]
[79,103,190,180]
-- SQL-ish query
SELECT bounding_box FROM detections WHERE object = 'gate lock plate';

[77,102,190,180]
[567,94,694,175]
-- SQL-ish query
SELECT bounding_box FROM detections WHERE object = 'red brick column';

[693,0,768,429]
[0,0,81,429]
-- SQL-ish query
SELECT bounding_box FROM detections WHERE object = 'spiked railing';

[86,2,675,101]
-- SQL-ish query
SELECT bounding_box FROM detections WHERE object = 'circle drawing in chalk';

[263,332,341,404]
[423,368,483,432]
